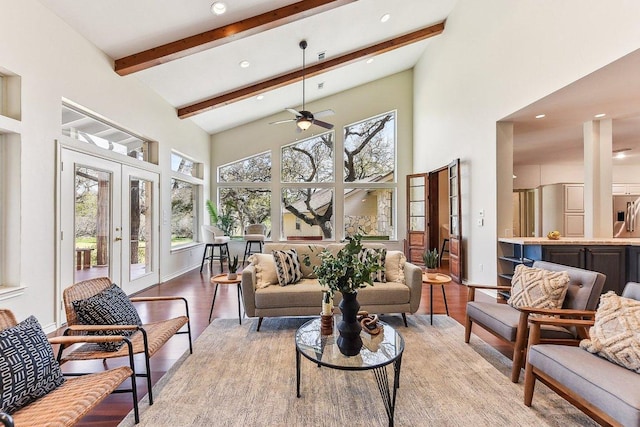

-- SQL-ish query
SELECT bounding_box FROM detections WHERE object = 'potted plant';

[227,255,239,280]
[423,248,439,279]
[304,234,384,356]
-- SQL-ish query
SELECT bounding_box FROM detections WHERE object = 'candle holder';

[320,312,334,335]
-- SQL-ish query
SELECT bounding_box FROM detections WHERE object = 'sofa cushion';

[0,316,66,414]
[359,248,386,283]
[354,281,409,305]
[508,264,570,312]
[580,291,640,373]
[264,243,325,278]
[272,249,303,286]
[529,344,640,427]
[248,253,278,289]
[385,251,406,283]
[72,283,142,352]
[255,279,325,308]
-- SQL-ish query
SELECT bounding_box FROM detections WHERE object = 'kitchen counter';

[499,237,640,246]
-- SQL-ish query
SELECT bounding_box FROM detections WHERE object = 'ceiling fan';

[270,40,335,131]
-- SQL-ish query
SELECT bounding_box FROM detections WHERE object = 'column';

[583,119,613,238]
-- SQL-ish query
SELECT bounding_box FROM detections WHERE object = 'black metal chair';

[200,225,230,272]
[242,224,266,265]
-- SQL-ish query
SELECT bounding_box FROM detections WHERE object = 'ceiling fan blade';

[269,118,296,125]
[286,108,302,117]
[313,109,335,118]
[313,120,334,130]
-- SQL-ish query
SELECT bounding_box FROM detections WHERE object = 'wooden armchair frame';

[59,277,193,410]
[464,261,605,383]
[0,309,138,425]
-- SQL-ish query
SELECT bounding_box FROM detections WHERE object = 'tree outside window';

[170,178,196,246]
[218,152,271,236]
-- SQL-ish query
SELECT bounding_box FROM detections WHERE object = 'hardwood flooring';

[60,261,511,426]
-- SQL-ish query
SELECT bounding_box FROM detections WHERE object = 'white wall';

[413,0,640,283]
[210,70,413,249]
[0,0,210,327]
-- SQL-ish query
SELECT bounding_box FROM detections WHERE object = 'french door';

[59,148,159,317]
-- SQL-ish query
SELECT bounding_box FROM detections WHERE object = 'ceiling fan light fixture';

[297,118,312,131]
[210,2,227,15]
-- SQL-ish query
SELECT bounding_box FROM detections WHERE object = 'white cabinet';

[612,184,640,195]
[541,183,584,237]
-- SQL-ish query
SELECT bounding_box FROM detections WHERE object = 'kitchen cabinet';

[627,246,640,283]
[541,183,584,237]
[612,183,640,195]
[541,245,625,294]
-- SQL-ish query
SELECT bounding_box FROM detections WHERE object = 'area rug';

[118,315,596,426]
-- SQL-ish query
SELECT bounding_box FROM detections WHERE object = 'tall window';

[171,152,202,247]
[218,152,271,236]
[281,132,335,240]
[343,111,396,239]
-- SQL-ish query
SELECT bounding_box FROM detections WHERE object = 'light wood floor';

[61,260,510,426]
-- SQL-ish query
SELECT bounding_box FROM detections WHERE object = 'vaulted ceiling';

[38,0,455,134]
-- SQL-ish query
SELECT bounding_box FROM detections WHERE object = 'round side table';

[209,273,243,324]
[421,272,452,325]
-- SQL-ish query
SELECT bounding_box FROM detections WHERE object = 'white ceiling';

[38,0,456,134]
[504,47,640,167]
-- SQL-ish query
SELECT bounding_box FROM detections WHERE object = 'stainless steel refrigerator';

[613,195,640,237]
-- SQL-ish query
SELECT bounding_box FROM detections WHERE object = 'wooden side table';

[421,273,452,325]
[209,273,243,324]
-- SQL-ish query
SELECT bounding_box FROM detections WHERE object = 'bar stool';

[439,238,449,263]
[242,224,266,265]
[200,225,230,273]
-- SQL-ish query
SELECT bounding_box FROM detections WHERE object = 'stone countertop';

[499,237,640,245]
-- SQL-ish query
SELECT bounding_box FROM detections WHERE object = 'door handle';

[115,237,122,241]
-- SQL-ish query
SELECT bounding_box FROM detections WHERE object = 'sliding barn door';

[448,159,462,283]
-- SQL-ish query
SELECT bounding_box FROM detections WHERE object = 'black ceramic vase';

[337,291,362,356]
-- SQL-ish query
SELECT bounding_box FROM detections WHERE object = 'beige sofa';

[240,242,423,330]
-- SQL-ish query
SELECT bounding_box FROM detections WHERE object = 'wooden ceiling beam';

[114,0,357,76]
[177,22,445,119]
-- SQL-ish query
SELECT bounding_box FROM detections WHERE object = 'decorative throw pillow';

[0,316,65,414]
[248,253,278,289]
[72,283,143,352]
[272,249,303,286]
[384,251,406,283]
[359,248,386,283]
[580,291,640,373]
[507,264,570,312]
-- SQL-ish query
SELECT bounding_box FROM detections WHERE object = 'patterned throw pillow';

[580,291,640,373]
[0,316,65,414]
[359,248,386,283]
[72,283,143,351]
[507,264,570,312]
[272,249,303,286]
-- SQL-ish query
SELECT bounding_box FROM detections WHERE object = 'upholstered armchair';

[524,282,640,426]
[465,260,605,382]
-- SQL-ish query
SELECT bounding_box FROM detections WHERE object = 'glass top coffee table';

[295,317,405,427]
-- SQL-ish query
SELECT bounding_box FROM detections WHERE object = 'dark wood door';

[406,173,428,265]
[448,159,462,283]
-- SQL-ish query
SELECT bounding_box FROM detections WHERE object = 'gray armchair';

[524,282,640,427]
[465,260,606,382]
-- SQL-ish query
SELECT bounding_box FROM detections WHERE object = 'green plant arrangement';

[423,248,439,269]
[206,200,219,226]
[228,255,239,273]
[206,200,236,236]
[304,234,384,297]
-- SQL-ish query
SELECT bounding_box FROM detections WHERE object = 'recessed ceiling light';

[380,13,391,23]
[366,58,374,64]
[594,113,606,118]
[613,148,631,159]
[211,2,227,15]
[535,114,546,119]
[256,95,264,100]
[239,60,250,68]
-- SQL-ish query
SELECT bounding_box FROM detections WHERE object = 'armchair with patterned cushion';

[0,309,136,425]
[464,260,605,382]
[524,282,640,427]
[59,277,193,412]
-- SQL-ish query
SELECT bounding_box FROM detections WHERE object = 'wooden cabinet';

[626,246,640,283]
[541,184,584,237]
[542,245,625,294]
